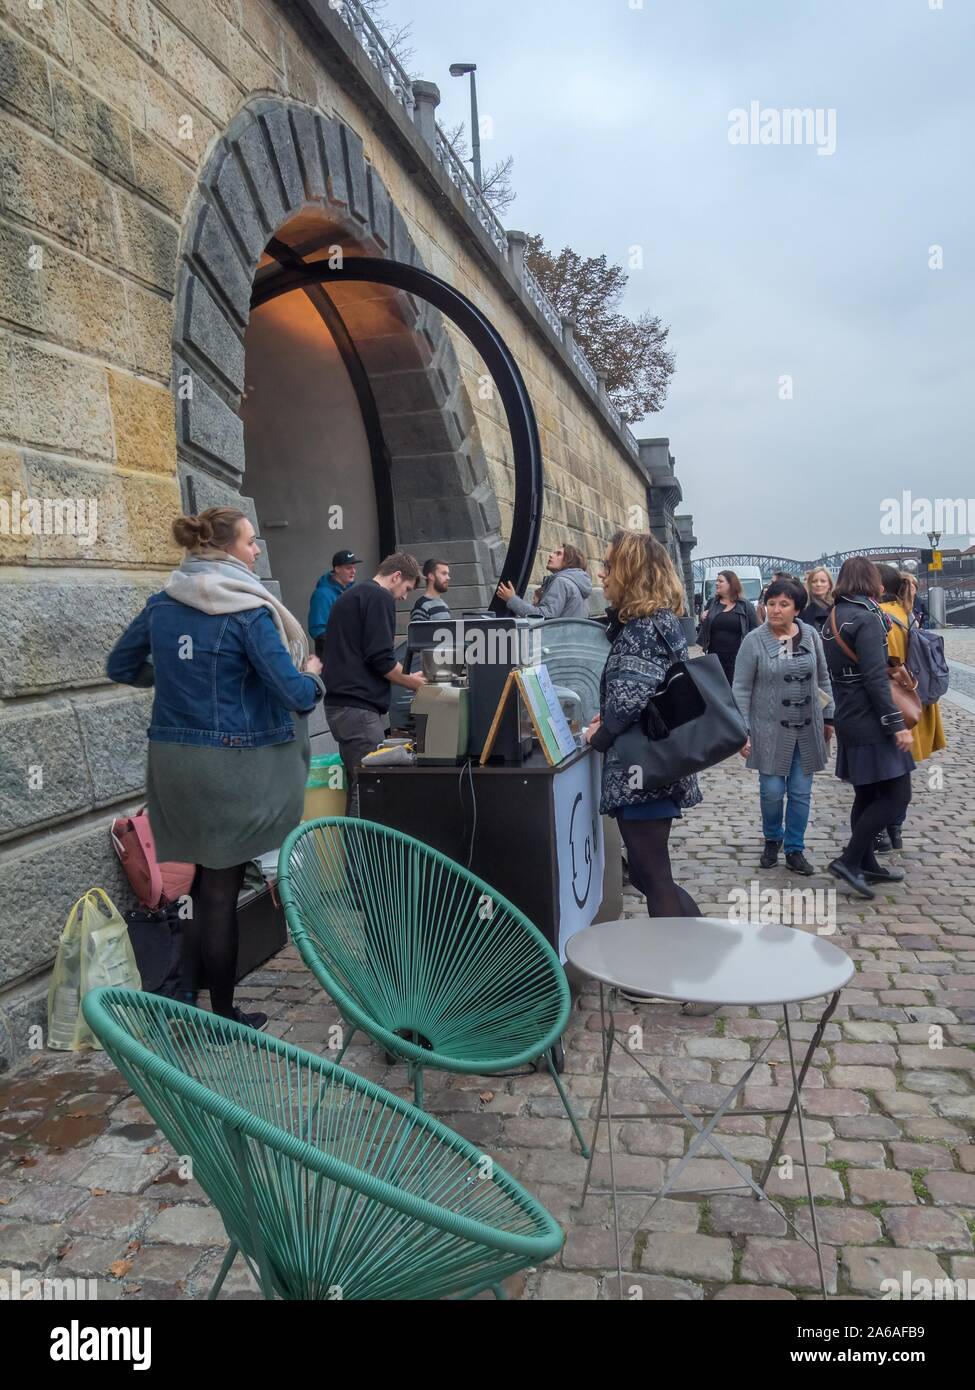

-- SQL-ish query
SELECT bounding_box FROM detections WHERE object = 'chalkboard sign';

[479,663,577,766]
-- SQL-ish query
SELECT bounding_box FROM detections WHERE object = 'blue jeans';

[759,744,814,853]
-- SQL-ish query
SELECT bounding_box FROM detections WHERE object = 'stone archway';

[172,96,507,610]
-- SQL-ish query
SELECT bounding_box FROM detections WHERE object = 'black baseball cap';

[332,550,361,567]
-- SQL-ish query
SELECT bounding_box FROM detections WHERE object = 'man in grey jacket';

[496,542,593,620]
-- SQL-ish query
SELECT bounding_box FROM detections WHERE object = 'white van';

[703,565,764,610]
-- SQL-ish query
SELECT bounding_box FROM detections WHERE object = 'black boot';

[760,839,782,868]
[786,851,816,876]
[863,865,905,884]
[828,858,875,900]
[874,830,892,854]
[888,826,903,850]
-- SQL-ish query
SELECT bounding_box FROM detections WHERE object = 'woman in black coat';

[799,565,834,634]
[822,556,915,900]
[697,570,759,685]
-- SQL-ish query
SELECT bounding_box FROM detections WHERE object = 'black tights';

[842,774,912,871]
[188,863,247,1017]
[619,817,701,919]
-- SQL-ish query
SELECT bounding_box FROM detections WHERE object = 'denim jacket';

[106,593,323,749]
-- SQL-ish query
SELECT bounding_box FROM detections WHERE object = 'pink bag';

[110,809,195,910]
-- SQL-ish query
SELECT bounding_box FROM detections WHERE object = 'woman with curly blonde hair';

[585,532,706,1003]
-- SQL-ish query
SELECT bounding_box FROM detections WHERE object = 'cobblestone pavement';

[1,705,973,1302]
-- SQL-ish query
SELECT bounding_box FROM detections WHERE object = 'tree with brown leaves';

[525,235,676,420]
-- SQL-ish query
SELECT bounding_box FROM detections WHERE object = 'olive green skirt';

[146,717,310,870]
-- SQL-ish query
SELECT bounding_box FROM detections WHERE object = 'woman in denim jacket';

[585,532,704,961]
[107,507,325,1028]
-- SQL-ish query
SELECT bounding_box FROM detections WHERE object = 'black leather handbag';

[613,620,747,790]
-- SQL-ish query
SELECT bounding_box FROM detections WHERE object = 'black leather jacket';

[822,595,905,744]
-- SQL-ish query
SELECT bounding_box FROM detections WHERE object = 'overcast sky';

[377,0,974,560]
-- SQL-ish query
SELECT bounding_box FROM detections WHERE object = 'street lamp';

[449,62,482,189]
[925,530,942,615]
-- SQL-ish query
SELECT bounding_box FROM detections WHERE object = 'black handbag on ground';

[125,904,185,999]
[613,619,748,790]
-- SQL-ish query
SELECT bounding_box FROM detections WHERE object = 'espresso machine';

[406,616,538,765]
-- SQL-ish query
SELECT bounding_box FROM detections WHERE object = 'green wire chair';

[81,988,563,1300]
[277,817,589,1156]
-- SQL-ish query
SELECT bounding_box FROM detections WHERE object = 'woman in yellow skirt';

[876,565,946,850]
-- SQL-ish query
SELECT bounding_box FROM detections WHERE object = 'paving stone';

[793,1207,883,1246]
[903,1069,970,1096]
[75,1154,171,1194]
[0,1219,68,1268]
[877,1091,936,1118]
[956,1145,975,1173]
[841,1022,898,1043]
[538,1270,599,1300]
[763,1165,846,1201]
[898,1045,975,1071]
[842,1245,947,1296]
[562,1226,638,1271]
[740,1238,838,1293]
[56,1234,130,1278]
[618,1123,684,1157]
[830,1065,899,1091]
[714,1283,796,1299]
[848,1170,917,1205]
[145,1203,228,1247]
[600,1272,704,1300]
[889,1143,956,1172]
[682,1037,750,1060]
[640,1232,733,1281]
[66,1194,159,1239]
[708,1195,787,1236]
[924,1172,975,1206]
[126,1242,209,1285]
[832,1044,898,1066]
[882,1206,973,1251]
[828,1141,887,1168]
[664,1157,748,1194]
[3,1181,89,1223]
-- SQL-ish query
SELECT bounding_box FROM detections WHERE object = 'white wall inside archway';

[240,290,380,631]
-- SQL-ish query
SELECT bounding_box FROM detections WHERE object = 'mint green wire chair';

[277,817,589,1156]
[81,988,563,1300]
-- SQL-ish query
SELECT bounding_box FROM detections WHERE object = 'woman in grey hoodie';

[496,542,593,619]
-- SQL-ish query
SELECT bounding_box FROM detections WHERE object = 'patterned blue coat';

[589,610,704,816]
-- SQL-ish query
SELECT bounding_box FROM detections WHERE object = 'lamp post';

[926,530,941,619]
[449,62,482,188]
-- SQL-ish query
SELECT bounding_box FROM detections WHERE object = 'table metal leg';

[758,991,841,1192]
[783,1005,829,1299]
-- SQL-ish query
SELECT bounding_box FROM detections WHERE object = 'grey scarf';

[164,547,308,667]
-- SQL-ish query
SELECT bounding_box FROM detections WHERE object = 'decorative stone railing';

[331,0,641,459]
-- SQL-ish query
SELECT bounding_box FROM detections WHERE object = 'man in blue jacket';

[309,549,361,656]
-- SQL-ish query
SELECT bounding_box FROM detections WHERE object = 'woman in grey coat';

[732,577,834,876]
[496,542,592,619]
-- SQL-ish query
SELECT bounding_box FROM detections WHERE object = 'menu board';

[479,663,577,766]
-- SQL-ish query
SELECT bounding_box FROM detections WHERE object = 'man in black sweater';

[323,551,425,814]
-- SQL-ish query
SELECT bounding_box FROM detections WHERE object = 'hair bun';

[172,514,213,548]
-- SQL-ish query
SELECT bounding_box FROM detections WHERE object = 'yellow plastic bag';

[47,889,142,1051]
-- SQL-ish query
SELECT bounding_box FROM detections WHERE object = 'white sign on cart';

[552,749,605,960]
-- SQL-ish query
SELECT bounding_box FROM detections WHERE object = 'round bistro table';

[565,916,854,1300]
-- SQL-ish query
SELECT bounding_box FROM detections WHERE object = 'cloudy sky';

[377,0,974,560]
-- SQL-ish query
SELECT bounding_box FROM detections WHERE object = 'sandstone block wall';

[0,0,659,1064]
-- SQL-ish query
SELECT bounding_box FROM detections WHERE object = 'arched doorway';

[172,97,540,624]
